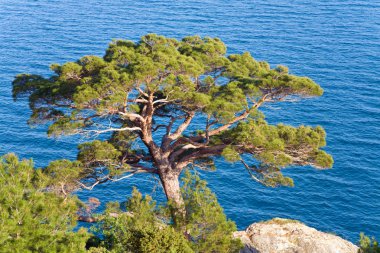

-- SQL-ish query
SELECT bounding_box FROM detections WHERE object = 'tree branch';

[174,144,226,169]
[137,87,149,97]
[140,93,161,161]
[77,166,157,190]
[240,159,263,184]
[161,112,195,153]
[117,111,145,122]
[207,94,269,136]
[77,126,142,137]
[152,124,167,132]
[168,112,195,140]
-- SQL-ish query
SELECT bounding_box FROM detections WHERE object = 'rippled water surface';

[1,0,379,242]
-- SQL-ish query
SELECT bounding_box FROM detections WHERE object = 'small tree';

[180,170,242,253]
[13,34,333,218]
[0,154,89,253]
[93,188,193,253]
[93,171,242,253]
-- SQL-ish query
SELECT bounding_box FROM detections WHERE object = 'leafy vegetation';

[0,153,241,252]
[180,170,242,253]
[92,188,193,253]
[0,154,89,253]
[8,34,338,251]
[91,170,242,253]
[360,233,380,253]
[13,34,333,217]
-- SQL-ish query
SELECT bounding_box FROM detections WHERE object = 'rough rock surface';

[233,218,359,253]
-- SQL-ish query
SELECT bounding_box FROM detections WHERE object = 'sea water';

[0,0,379,242]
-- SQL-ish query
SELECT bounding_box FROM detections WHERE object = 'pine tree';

[13,34,333,219]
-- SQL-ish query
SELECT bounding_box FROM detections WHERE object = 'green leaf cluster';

[360,233,380,253]
[0,154,89,253]
[44,159,87,195]
[92,188,193,253]
[12,34,325,135]
[12,33,332,207]
[217,119,333,187]
[92,171,242,253]
[78,140,121,167]
[223,119,333,169]
[180,170,243,253]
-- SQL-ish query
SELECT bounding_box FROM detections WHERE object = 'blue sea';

[1,0,379,243]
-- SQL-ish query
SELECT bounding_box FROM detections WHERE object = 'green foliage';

[87,247,110,253]
[94,188,193,253]
[78,140,121,166]
[181,170,243,253]
[92,172,242,253]
[45,159,87,195]
[0,154,89,253]
[219,118,333,187]
[221,146,241,162]
[360,233,380,253]
[12,33,332,210]
[47,116,86,137]
[257,167,294,187]
[13,34,325,133]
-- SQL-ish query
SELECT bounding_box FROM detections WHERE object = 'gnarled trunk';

[159,170,185,225]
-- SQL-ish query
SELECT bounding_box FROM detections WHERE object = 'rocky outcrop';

[233,218,359,253]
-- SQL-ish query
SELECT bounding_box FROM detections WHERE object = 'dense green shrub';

[181,170,243,253]
[92,170,243,253]
[360,233,380,253]
[93,188,193,253]
[0,153,242,252]
[0,153,89,253]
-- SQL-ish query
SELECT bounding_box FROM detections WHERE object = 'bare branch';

[129,164,158,173]
[169,143,201,162]
[168,136,207,157]
[161,113,194,152]
[77,180,103,191]
[168,112,195,140]
[78,126,142,137]
[127,98,148,103]
[117,111,145,122]
[152,98,168,105]
[137,87,149,97]
[152,124,167,132]
[77,166,157,190]
[174,144,226,169]
[240,159,263,184]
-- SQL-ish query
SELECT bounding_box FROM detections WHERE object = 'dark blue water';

[1,0,379,243]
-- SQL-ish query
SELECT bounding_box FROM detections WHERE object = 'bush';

[93,170,243,253]
[181,170,243,253]
[360,233,380,253]
[0,153,89,253]
[94,188,193,253]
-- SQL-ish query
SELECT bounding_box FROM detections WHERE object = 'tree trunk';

[160,171,184,207]
[159,171,186,226]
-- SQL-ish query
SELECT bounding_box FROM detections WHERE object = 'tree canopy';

[13,34,333,213]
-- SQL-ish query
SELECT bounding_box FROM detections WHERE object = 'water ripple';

[0,0,379,242]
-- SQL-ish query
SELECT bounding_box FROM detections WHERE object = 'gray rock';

[233,218,359,253]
